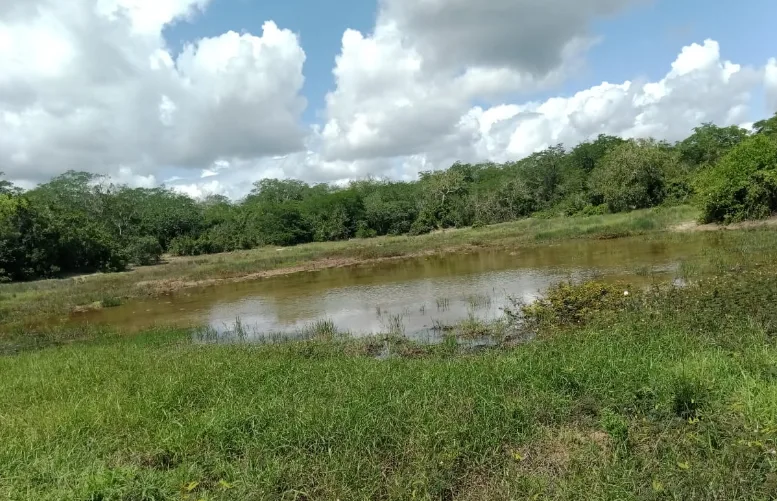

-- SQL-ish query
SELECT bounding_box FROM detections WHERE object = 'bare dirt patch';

[672,216,777,233]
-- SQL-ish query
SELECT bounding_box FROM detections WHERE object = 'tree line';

[1,112,776,282]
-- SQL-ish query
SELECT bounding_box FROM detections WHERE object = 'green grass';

[3,267,777,499]
[0,206,697,330]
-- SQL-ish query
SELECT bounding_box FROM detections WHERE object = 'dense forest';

[1,112,776,282]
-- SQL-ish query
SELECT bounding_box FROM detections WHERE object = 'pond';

[71,236,707,342]
[71,238,709,340]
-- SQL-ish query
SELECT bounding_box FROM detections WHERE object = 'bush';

[580,203,609,217]
[696,135,777,223]
[126,236,163,266]
[589,140,675,213]
[168,235,200,256]
[512,280,632,328]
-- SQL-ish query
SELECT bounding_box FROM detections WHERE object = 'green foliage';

[0,172,19,196]
[249,202,313,246]
[416,168,471,229]
[589,139,676,212]
[753,111,777,138]
[672,377,707,420]
[0,195,61,281]
[697,134,777,223]
[517,280,630,327]
[126,236,163,266]
[100,296,122,308]
[568,134,625,173]
[677,123,749,167]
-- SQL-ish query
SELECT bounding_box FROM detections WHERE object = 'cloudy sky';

[2,0,776,198]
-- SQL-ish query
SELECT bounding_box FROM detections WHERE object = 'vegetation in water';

[1,113,776,282]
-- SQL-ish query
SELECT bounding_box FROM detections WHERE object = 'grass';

[0,206,697,330]
[3,269,777,499]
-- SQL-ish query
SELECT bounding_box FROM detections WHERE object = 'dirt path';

[671,216,777,233]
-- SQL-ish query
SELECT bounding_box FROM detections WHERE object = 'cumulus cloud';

[321,25,768,175]
[766,58,777,111]
[468,40,761,161]
[319,0,610,162]
[381,0,638,74]
[0,0,307,185]
[170,37,774,200]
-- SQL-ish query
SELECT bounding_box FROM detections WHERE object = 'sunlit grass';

[3,268,777,499]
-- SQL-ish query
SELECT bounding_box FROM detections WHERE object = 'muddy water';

[71,236,706,341]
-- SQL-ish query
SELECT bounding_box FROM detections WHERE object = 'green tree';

[415,169,470,231]
[248,179,311,205]
[248,202,313,246]
[677,123,749,167]
[517,145,570,208]
[754,112,777,138]
[696,134,777,223]
[0,195,60,280]
[569,135,625,173]
[0,172,18,196]
[589,140,676,213]
[126,236,163,266]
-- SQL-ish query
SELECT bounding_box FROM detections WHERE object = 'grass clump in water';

[99,296,122,308]
[516,280,632,328]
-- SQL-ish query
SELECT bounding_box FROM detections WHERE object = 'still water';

[71,236,705,340]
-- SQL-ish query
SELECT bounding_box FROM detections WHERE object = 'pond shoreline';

[0,205,764,329]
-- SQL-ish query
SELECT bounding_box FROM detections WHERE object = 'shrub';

[512,280,632,328]
[580,203,609,217]
[168,235,200,256]
[589,140,676,213]
[696,135,777,223]
[100,296,122,308]
[126,236,163,266]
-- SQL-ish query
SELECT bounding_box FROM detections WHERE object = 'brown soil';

[671,216,777,233]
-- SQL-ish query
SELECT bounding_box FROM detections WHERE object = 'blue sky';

[165,0,777,124]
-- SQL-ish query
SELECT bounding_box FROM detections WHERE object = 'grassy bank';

[3,269,777,500]
[0,206,696,329]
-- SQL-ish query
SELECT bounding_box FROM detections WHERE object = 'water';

[70,236,705,341]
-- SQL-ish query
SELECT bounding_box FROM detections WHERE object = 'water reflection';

[71,236,708,340]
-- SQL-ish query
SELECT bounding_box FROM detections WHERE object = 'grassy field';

[4,206,777,499]
[0,206,696,330]
[3,267,777,499]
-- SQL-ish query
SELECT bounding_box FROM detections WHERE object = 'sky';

[1,0,776,199]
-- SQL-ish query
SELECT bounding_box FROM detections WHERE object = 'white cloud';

[94,0,210,34]
[169,37,774,200]
[319,0,608,163]
[0,0,307,185]
[468,40,761,161]
[381,0,637,74]
[766,58,777,112]
[321,33,767,175]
